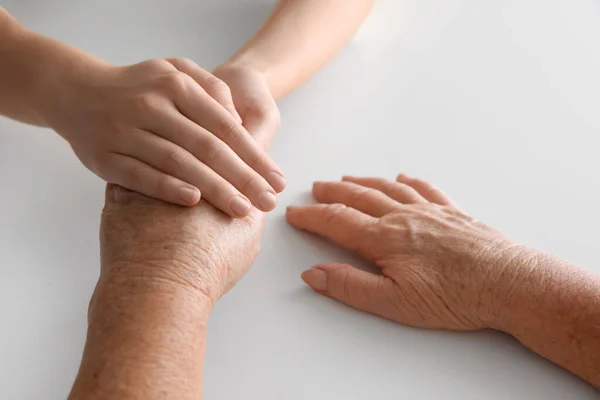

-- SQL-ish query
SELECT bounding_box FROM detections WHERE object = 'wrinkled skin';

[95,64,280,307]
[286,175,531,331]
[98,185,265,303]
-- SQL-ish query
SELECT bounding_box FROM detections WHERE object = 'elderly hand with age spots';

[286,174,517,330]
[286,174,600,387]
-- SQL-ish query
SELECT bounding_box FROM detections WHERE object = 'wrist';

[217,54,276,96]
[26,32,111,131]
[480,245,546,332]
[220,51,270,77]
[72,266,212,399]
[95,259,219,315]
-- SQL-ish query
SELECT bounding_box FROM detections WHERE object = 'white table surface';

[1,0,600,398]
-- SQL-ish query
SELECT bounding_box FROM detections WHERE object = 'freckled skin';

[287,176,600,387]
[70,184,266,400]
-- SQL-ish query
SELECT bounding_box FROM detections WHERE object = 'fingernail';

[230,195,251,217]
[302,268,328,292]
[179,187,200,205]
[258,191,277,211]
[312,181,324,195]
[267,171,286,192]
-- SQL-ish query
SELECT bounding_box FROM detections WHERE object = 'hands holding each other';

[44,57,283,217]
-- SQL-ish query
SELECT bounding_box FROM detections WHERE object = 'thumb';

[242,106,280,151]
[302,263,395,318]
[167,57,242,123]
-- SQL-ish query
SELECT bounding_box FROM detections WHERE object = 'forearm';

[0,8,106,126]
[499,253,600,386]
[224,0,374,99]
[69,266,213,399]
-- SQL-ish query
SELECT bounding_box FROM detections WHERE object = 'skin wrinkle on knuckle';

[200,136,223,162]
[321,204,348,227]
[205,76,231,97]
[346,187,372,209]
[240,173,257,195]
[342,271,370,309]
[218,117,243,142]
[164,148,189,176]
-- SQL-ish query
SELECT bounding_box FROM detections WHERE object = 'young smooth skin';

[216,0,375,100]
[0,8,284,216]
[286,175,600,387]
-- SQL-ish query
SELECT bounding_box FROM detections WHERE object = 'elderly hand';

[286,175,533,331]
[98,183,265,303]
[44,57,285,216]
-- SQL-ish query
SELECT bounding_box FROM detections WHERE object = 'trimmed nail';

[179,187,200,205]
[301,268,328,292]
[230,195,251,217]
[266,171,286,192]
[312,181,327,195]
[258,191,277,211]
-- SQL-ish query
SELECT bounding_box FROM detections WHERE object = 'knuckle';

[154,174,173,197]
[131,94,159,113]
[412,178,430,189]
[323,203,347,224]
[124,165,144,188]
[217,117,244,142]
[205,75,231,95]
[161,71,190,93]
[248,149,268,169]
[140,58,175,73]
[347,187,372,207]
[166,57,193,68]
[200,137,224,161]
[371,178,389,187]
[240,173,258,194]
[337,269,370,307]
[205,179,231,202]
[163,148,189,175]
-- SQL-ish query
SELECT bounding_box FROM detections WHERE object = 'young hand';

[45,58,285,216]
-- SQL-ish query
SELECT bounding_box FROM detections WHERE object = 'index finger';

[286,204,378,261]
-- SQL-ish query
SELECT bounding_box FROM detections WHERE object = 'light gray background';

[1,0,599,399]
